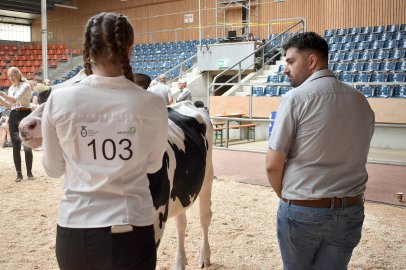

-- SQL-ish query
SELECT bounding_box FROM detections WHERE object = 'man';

[133,73,152,90]
[266,32,375,270]
[148,74,173,105]
[176,78,192,102]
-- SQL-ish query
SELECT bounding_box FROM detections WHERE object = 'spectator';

[133,73,152,90]
[41,12,168,270]
[0,67,34,182]
[176,78,192,102]
[0,109,12,148]
[266,32,375,270]
[148,74,173,105]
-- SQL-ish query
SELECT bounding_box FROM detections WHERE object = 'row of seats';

[336,72,405,83]
[252,85,292,97]
[327,32,405,45]
[329,40,406,52]
[356,85,406,98]
[133,51,194,62]
[132,59,193,70]
[324,24,406,37]
[252,84,406,98]
[329,61,406,73]
[329,49,405,61]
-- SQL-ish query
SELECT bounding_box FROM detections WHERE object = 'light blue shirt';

[269,70,375,199]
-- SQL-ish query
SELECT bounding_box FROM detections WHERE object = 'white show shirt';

[41,75,168,228]
[8,82,32,110]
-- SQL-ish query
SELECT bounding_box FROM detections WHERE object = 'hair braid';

[114,15,134,82]
[83,17,95,76]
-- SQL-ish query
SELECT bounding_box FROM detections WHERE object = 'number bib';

[77,121,138,166]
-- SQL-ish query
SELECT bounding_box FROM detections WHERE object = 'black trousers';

[56,225,157,270]
[9,109,33,174]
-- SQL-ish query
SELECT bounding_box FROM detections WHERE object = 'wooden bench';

[213,126,225,146]
[229,123,259,142]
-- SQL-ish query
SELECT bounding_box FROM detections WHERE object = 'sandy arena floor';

[0,148,405,270]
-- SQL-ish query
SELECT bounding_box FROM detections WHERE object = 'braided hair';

[83,12,135,82]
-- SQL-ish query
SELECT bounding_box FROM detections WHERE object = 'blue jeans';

[277,199,364,270]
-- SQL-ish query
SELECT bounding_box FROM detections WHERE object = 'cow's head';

[18,69,87,149]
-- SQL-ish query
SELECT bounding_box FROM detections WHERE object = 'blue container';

[269,111,277,138]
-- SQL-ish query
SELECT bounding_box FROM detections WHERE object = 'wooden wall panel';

[31,0,406,47]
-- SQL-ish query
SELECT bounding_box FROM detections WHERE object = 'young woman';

[41,12,168,270]
[0,67,34,182]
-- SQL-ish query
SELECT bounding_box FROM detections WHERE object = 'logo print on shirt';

[81,126,88,137]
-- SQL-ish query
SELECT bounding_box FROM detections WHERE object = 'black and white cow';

[18,75,214,270]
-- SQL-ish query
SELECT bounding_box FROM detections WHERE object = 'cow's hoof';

[198,259,211,269]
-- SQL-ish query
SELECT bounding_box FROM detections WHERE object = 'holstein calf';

[19,74,214,270]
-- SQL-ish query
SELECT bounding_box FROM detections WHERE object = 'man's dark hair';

[282,32,329,61]
[133,73,152,90]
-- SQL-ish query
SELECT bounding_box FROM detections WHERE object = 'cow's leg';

[174,212,187,270]
[198,162,213,268]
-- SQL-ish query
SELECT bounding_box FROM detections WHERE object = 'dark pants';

[56,225,157,270]
[9,109,33,174]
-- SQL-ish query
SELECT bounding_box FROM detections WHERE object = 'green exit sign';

[217,59,229,68]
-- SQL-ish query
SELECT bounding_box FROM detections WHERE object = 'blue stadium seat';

[277,65,285,74]
[374,50,389,60]
[267,75,282,83]
[361,86,374,97]
[360,26,372,34]
[282,76,290,83]
[324,29,335,37]
[353,74,370,83]
[374,85,393,98]
[401,24,406,32]
[379,61,395,72]
[373,25,385,33]
[364,33,377,42]
[336,28,347,36]
[369,40,382,50]
[370,73,386,83]
[252,85,264,96]
[352,34,365,43]
[387,73,405,83]
[348,62,363,72]
[395,61,406,71]
[326,37,336,45]
[329,43,340,52]
[339,35,352,43]
[279,86,291,96]
[392,86,406,98]
[359,52,371,61]
[386,24,398,33]
[264,86,278,97]
[347,27,359,35]
[393,32,405,41]
[336,63,348,72]
[332,52,345,62]
[389,49,404,60]
[328,63,335,71]
[363,61,379,72]
[341,73,353,83]
[342,42,355,51]
[383,40,397,50]
[378,32,392,41]
[356,41,370,50]
[336,74,343,81]
[398,40,406,49]
[355,85,364,93]
[344,51,358,61]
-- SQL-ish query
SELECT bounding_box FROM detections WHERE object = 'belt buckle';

[111,224,133,234]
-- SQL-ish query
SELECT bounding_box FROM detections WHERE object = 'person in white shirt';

[0,67,34,182]
[176,78,192,102]
[148,74,173,105]
[41,12,168,270]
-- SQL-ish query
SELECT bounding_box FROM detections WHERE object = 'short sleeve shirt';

[269,70,375,199]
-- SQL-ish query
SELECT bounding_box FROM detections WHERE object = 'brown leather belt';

[282,194,364,208]
[15,107,32,111]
